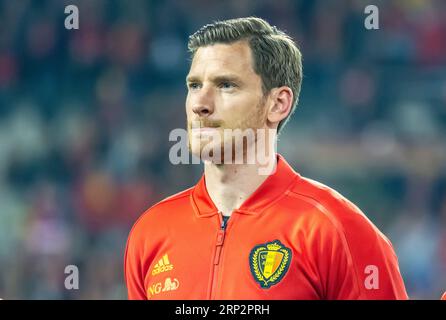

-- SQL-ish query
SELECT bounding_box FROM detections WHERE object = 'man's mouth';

[191,127,220,134]
[190,124,224,140]
[195,126,219,130]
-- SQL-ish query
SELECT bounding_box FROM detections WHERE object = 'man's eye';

[219,82,237,89]
[188,83,201,90]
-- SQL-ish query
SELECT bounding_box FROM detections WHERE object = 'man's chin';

[189,145,225,164]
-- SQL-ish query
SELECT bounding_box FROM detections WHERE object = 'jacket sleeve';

[315,206,409,300]
[124,225,147,300]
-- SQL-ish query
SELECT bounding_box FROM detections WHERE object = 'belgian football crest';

[249,240,292,289]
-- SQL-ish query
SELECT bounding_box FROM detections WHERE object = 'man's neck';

[204,151,277,217]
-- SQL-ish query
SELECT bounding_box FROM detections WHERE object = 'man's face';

[185,40,269,162]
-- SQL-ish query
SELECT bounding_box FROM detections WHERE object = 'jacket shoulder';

[128,187,193,238]
[288,176,390,244]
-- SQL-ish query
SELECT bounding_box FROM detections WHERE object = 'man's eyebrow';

[186,75,200,83]
[211,75,243,83]
[186,74,243,83]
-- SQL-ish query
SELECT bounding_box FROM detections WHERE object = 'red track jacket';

[125,154,408,299]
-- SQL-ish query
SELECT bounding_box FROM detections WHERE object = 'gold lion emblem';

[249,240,292,289]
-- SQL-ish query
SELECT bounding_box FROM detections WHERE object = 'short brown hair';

[188,17,303,133]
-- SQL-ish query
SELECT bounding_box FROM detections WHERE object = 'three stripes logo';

[151,254,174,276]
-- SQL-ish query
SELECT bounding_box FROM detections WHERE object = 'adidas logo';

[152,254,174,276]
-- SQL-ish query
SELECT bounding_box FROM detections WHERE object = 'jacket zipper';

[209,212,229,299]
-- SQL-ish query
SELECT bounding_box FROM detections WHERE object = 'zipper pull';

[214,229,225,265]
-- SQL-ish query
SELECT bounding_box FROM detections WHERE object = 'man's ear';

[266,86,293,128]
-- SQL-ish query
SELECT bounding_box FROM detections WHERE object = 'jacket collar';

[190,154,300,217]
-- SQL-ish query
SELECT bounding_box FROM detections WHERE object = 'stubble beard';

[187,98,268,165]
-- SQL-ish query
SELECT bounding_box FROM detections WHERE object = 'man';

[124,17,408,299]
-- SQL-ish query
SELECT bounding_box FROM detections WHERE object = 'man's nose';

[192,87,214,117]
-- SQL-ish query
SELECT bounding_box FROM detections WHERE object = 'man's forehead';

[188,41,255,75]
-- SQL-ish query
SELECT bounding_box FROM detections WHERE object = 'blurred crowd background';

[0,0,445,299]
